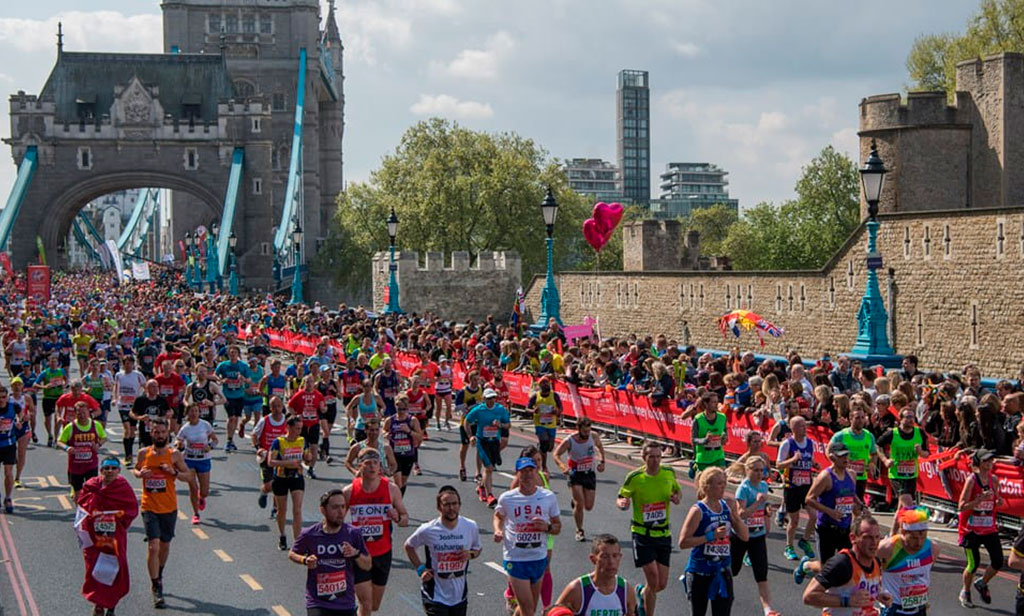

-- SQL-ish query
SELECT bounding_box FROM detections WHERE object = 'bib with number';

[144,477,167,492]
[482,425,499,439]
[900,584,928,608]
[642,502,667,524]
[705,535,730,558]
[512,522,543,548]
[572,456,594,473]
[434,551,466,574]
[896,460,916,476]
[792,469,811,486]
[835,495,856,516]
[316,571,347,597]
[74,445,94,461]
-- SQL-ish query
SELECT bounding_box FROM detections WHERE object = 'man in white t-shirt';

[404,485,482,616]
[493,456,561,616]
[113,356,147,468]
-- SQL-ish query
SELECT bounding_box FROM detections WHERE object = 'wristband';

[840,594,849,608]
[417,564,427,576]
[704,529,716,542]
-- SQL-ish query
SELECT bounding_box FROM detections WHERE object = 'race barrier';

[239,326,1024,519]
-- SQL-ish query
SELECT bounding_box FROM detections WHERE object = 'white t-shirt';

[494,486,560,562]
[177,420,215,461]
[405,516,481,606]
[115,371,146,409]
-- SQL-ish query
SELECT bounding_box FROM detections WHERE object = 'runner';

[289,488,372,616]
[10,377,33,488]
[5,329,27,377]
[464,388,511,507]
[268,414,313,550]
[184,363,225,425]
[526,376,562,474]
[240,356,265,440]
[802,513,892,614]
[154,360,186,433]
[130,379,172,449]
[260,358,289,418]
[1008,523,1024,615]
[692,393,728,475]
[56,380,101,433]
[346,380,383,443]
[504,446,558,613]
[288,375,327,479]
[317,364,340,464]
[57,400,107,500]
[251,395,289,511]
[730,456,779,616]
[677,467,748,616]
[344,447,409,616]
[804,441,861,563]
[828,404,877,502]
[616,442,682,616]
[344,417,396,479]
[83,357,112,425]
[777,415,817,561]
[551,533,637,616]
[956,448,1005,608]
[406,371,433,473]
[404,485,482,616]
[878,408,929,511]
[493,455,561,616]
[877,507,938,616]
[40,353,68,447]
[552,416,606,541]
[382,393,422,496]
[114,356,146,467]
[176,403,218,525]
[434,356,454,431]
[456,370,484,483]
[215,345,251,452]
[373,357,402,417]
[0,386,22,513]
[132,417,192,609]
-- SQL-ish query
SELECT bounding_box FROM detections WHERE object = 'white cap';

[483,388,498,399]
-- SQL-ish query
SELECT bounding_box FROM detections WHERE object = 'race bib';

[119,394,134,405]
[185,443,207,459]
[836,495,856,516]
[434,551,466,574]
[848,459,865,476]
[94,514,116,535]
[302,409,318,421]
[359,523,384,540]
[573,456,594,473]
[144,477,166,492]
[899,584,928,608]
[745,511,765,530]
[539,412,554,425]
[896,460,916,476]
[283,447,304,462]
[704,434,722,449]
[482,426,499,439]
[271,387,286,398]
[74,445,94,461]
[392,437,412,455]
[642,502,667,524]
[969,515,994,528]
[512,523,543,548]
[316,571,347,597]
[160,386,174,396]
[0,418,12,434]
[792,469,811,486]
[706,535,730,558]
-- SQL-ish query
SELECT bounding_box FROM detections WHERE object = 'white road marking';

[484,561,506,575]
[498,472,515,480]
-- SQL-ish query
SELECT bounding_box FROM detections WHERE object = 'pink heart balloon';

[592,202,624,235]
[582,218,608,252]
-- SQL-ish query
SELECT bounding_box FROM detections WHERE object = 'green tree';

[317,118,602,290]
[907,0,1024,96]
[684,203,738,255]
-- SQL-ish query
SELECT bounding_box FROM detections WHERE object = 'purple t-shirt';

[292,521,368,610]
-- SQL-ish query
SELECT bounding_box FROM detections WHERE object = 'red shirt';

[417,361,439,394]
[154,352,183,370]
[288,389,325,427]
[56,392,101,422]
[154,373,187,409]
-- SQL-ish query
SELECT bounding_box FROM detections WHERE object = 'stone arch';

[233,78,257,99]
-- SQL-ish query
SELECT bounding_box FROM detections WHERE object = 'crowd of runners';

[1,270,1024,615]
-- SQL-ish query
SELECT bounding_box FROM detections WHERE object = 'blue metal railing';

[117,188,154,251]
[71,217,101,263]
[215,148,244,276]
[273,48,307,255]
[0,146,38,252]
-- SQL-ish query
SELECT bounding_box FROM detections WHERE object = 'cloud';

[410,94,494,119]
[831,127,859,158]
[333,3,413,66]
[0,12,161,54]
[434,31,515,80]
[671,41,701,58]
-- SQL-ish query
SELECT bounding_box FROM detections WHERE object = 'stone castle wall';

[526,207,1024,377]
[373,251,521,322]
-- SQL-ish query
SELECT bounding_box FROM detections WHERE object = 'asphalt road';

[2,409,1021,615]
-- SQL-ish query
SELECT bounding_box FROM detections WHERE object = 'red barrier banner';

[26,265,50,303]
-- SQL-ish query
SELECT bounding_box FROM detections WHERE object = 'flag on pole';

[35,236,46,265]
[511,286,524,328]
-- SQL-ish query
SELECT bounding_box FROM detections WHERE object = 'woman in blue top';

[731,456,779,616]
[678,467,747,616]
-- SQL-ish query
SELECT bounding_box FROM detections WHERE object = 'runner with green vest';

[40,354,68,448]
[878,408,929,510]
[829,403,877,500]
[527,377,562,474]
[692,395,728,474]
[616,442,681,616]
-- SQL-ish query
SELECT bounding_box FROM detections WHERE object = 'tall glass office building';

[616,70,650,205]
[649,162,739,219]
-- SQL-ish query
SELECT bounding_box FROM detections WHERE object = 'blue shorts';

[504,557,548,583]
[476,438,501,469]
[243,400,262,416]
[185,458,212,474]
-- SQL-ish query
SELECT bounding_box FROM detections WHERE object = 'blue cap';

[515,457,537,472]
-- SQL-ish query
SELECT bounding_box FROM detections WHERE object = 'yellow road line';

[271,607,291,616]
[239,574,263,591]
[177,511,187,521]
[213,549,233,562]
[55,495,72,511]
[192,528,209,540]
[46,475,62,488]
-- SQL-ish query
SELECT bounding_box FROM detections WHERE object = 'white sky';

[0,1,977,210]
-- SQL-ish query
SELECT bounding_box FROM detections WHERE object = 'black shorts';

[816,523,853,563]
[353,429,367,443]
[307,608,357,616]
[173,407,185,425]
[0,445,16,466]
[568,470,597,491]
[118,407,137,427]
[423,600,467,616]
[632,532,672,568]
[459,424,470,445]
[536,429,556,453]
[139,429,153,448]
[395,455,415,477]
[855,478,867,499]
[784,485,811,513]
[354,551,392,586]
[142,510,177,542]
[730,533,768,582]
[42,398,58,416]
[500,427,509,439]
[260,462,274,484]
[322,406,338,424]
[69,468,98,492]
[961,531,1004,571]
[9,365,23,377]
[477,438,501,469]
[890,477,917,497]
[301,424,321,446]
[225,398,245,418]
[272,475,305,496]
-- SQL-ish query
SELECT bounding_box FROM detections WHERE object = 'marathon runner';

[805,441,861,563]
[878,408,929,512]
[345,417,396,479]
[957,448,1004,608]
[57,400,107,500]
[404,485,482,616]
[551,533,637,616]
[406,371,432,473]
[730,456,779,616]
[678,467,748,616]
[289,488,371,616]
[240,356,265,439]
[316,364,340,463]
[133,417,192,609]
[10,377,33,488]
[215,345,252,452]
[83,357,112,425]
[268,415,312,550]
[456,370,484,483]
[504,446,558,613]
[114,355,146,466]
[383,394,422,496]
[526,376,561,474]
[464,388,510,507]
[346,380,383,444]
[40,354,68,447]
[828,403,877,502]
[5,330,27,377]
[131,380,173,449]
[878,507,938,616]
[260,358,289,418]
[155,360,186,433]
[433,356,454,431]
[692,393,728,475]
[493,455,561,616]
[617,442,682,616]
[552,416,606,541]
[344,447,409,616]
[373,357,402,417]
[176,403,218,525]
[802,513,893,614]
[289,375,327,479]
[251,395,288,511]
[185,363,225,425]
[56,380,101,434]
[0,386,23,513]
[777,415,817,561]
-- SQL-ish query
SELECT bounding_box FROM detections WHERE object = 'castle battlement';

[373,250,520,272]
[859,91,962,132]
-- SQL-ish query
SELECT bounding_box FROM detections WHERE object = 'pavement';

[0,396,1020,615]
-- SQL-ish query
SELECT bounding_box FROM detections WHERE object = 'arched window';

[233,79,256,99]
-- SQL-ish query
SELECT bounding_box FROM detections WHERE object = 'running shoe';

[270,506,277,519]
[959,590,974,608]
[238,426,245,439]
[125,458,134,470]
[31,434,37,444]
[445,421,452,431]
[3,499,12,514]
[46,437,53,448]
[477,485,487,502]
[973,579,992,604]
[325,456,334,464]
[575,529,586,542]
[797,538,816,559]
[422,431,430,441]
[783,544,799,560]
[486,494,497,508]
[258,493,268,509]
[474,473,482,483]
[152,582,165,608]
[743,554,751,567]
[69,486,75,498]
[13,479,22,489]
[635,584,647,616]
[459,468,467,482]
[191,514,200,525]
[687,460,696,479]
[307,468,318,480]
[794,556,810,584]
[225,441,237,452]
[413,463,422,476]
[278,535,288,551]
[198,498,206,512]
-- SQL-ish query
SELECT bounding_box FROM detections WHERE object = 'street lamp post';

[206,222,221,294]
[188,233,201,289]
[383,208,403,314]
[532,187,562,329]
[228,231,238,296]
[849,139,900,366]
[183,231,193,286]
[289,220,303,305]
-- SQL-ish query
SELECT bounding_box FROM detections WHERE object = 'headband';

[101,458,122,469]
[358,451,381,463]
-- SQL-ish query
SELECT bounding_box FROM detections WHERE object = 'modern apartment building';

[616,70,650,205]
[564,158,622,202]
[650,162,739,219]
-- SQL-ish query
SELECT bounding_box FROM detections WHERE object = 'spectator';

[900,355,920,381]
[957,398,983,450]
[829,355,857,394]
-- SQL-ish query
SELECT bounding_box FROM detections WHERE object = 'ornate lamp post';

[183,231,193,286]
[383,208,403,314]
[289,220,304,305]
[228,231,238,296]
[188,232,201,289]
[849,140,899,365]
[532,187,562,328]
[206,222,221,294]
